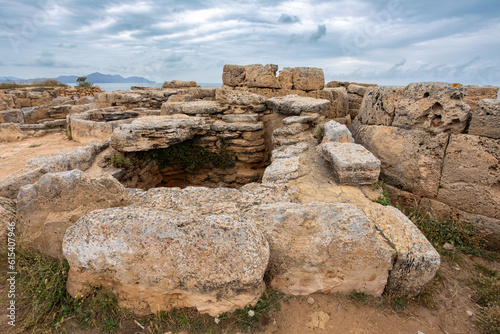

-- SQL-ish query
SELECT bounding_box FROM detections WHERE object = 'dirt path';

[0,133,84,180]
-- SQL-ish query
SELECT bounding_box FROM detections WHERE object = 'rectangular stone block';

[321,142,380,185]
[468,99,500,139]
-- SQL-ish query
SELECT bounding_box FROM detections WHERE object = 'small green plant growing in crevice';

[374,187,392,206]
[472,263,500,334]
[154,139,235,171]
[349,290,368,304]
[315,124,325,143]
[109,154,130,168]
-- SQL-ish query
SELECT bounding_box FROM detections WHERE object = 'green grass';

[10,247,126,333]
[406,208,485,257]
[473,264,500,334]
[0,79,67,89]
[349,290,368,303]
[154,138,235,171]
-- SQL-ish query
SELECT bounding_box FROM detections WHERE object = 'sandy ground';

[0,133,84,180]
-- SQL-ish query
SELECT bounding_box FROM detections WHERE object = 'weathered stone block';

[324,87,349,118]
[468,99,500,139]
[250,202,394,296]
[464,85,499,113]
[277,67,293,89]
[291,67,325,91]
[17,170,128,258]
[357,86,403,126]
[211,120,264,132]
[63,207,269,316]
[351,121,449,197]
[282,114,319,125]
[222,64,246,87]
[322,142,381,185]
[393,82,471,134]
[111,115,209,152]
[216,89,266,105]
[162,80,199,89]
[262,156,309,183]
[364,204,440,297]
[273,123,309,137]
[0,123,25,142]
[460,212,500,250]
[271,143,308,160]
[438,134,499,219]
[221,114,259,123]
[0,109,24,124]
[267,95,330,115]
[244,64,281,89]
[321,120,354,143]
[347,84,368,96]
[161,101,228,115]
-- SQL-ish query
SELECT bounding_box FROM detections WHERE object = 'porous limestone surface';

[266,95,331,115]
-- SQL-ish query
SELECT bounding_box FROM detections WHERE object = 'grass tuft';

[473,264,500,334]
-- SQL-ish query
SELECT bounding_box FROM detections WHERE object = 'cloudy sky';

[1,0,499,86]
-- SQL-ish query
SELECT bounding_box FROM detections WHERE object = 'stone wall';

[326,81,378,119]
[0,87,102,109]
[221,64,348,119]
[351,82,500,249]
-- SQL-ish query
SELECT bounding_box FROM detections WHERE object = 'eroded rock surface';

[17,170,128,257]
[63,207,269,317]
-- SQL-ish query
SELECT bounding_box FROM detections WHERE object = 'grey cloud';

[57,43,77,49]
[309,24,326,42]
[278,14,300,24]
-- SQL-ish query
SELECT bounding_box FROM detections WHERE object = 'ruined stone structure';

[1,63,498,319]
[351,82,499,248]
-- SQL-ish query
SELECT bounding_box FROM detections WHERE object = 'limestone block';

[267,95,330,115]
[161,101,228,115]
[322,142,380,185]
[222,64,246,87]
[250,202,394,296]
[357,86,403,126]
[17,170,128,258]
[351,121,449,197]
[468,99,500,139]
[273,123,309,137]
[291,67,325,91]
[277,67,293,90]
[262,156,309,183]
[244,64,281,89]
[321,120,354,143]
[211,120,264,132]
[393,82,471,134]
[364,204,440,297]
[463,85,499,113]
[347,84,369,97]
[76,96,95,105]
[162,80,199,89]
[221,114,259,123]
[63,207,269,317]
[215,89,266,105]
[110,115,209,152]
[460,212,500,250]
[0,109,24,124]
[282,114,319,125]
[22,106,50,124]
[437,134,500,219]
[324,87,349,118]
[271,143,308,160]
[0,141,109,199]
[0,94,20,111]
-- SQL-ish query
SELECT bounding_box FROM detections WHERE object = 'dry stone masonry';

[7,63,498,319]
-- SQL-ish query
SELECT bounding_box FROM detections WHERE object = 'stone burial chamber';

[2,63,455,320]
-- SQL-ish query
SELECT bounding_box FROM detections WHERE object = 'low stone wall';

[351,82,500,249]
[221,64,349,119]
[0,87,102,109]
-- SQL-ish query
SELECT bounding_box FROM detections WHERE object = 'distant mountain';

[0,73,154,84]
[55,72,154,84]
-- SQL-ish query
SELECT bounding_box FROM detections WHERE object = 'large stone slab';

[262,156,309,183]
[267,95,330,115]
[351,121,449,197]
[322,142,380,185]
[161,101,228,115]
[468,99,500,139]
[364,204,440,297]
[323,87,349,118]
[244,64,280,88]
[437,134,500,219]
[0,123,25,142]
[249,202,395,296]
[110,115,209,152]
[17,170,128,258]
[0,141,108,199]
[222,64,246,87]
[211,120,264,132]
[392,82,471,134]
[63,207,269,316]
[215,89,267,105]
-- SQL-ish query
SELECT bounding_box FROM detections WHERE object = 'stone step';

[322,142,380,185]
[161,101,228,115]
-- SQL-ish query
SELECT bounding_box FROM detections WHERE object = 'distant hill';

[0,73,154,84]
[55,72,154,84]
